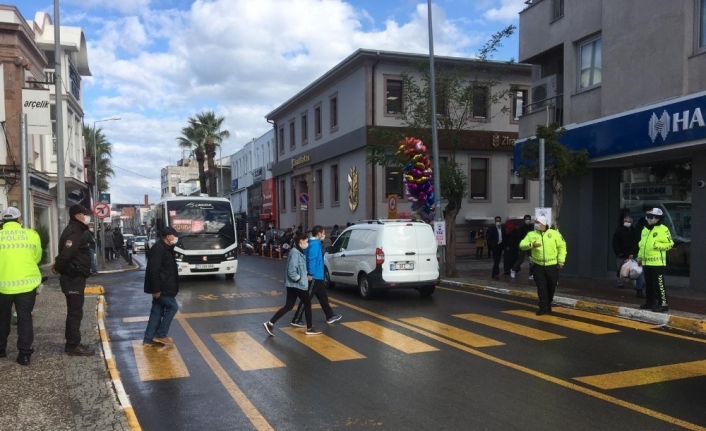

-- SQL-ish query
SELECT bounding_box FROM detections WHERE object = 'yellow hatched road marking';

[280,327,366,361]
[131,341,190,381]
[400,317,504,348]
[503,310,620,335]
[575,360,706,390]
[551,307,658,330]
[342,321,439,354]
[212,332,285,371]
[454,313,565,341]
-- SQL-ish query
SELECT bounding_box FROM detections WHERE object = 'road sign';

[433,221,446,246]
[299,193,309,205]
[93,202,111,219]
[300,205,308,211]
[99,192,111,204]
[387,195,397,219]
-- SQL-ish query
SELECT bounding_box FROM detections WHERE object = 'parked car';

[324,220,439,299]
[124,234,136,250]
[132,236,147,254]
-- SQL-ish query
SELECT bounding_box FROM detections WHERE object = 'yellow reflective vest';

[0,221,42,294]
[637,224,673,266]
[519,228,567,266]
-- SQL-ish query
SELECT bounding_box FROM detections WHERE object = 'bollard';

[269,245,274,258]
[278,245,282,259]
[261,244,265,257]
[239,242,243,254]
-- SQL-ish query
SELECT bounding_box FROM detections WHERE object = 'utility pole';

[20,114,30,228]
[54,0,66,230]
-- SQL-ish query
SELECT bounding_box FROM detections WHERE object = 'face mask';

[89,228,94,232]
[647,218,657,225]
[495,222,501,227]
[525,220,531,225]
[623,222,632,228]
[169,237,178,245]
[82,217,90,225]
[300,243,308,250]
[534,223,541,230]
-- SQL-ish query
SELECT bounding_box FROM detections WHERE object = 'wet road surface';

[103,254,706,431]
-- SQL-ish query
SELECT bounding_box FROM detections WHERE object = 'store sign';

[291,154,311,169]
[22,89,51,135]
[492,133,516,148]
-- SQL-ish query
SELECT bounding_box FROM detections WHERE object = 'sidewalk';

[0,257,137,431]
[442,258,706,333]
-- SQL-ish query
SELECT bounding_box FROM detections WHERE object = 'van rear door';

[381,224,422,283]
[414,224,439,282]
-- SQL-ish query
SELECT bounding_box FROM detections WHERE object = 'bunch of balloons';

[397,137,435,223]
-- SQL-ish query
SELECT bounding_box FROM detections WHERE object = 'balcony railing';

[524,94,563,126]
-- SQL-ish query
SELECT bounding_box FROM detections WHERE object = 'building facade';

[516,0,705,288]
[266,49,534,252]
[160,158,200,198]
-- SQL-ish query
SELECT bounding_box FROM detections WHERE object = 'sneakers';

[510,270,516,279]
[263,321,275,336]
[66,344,95,356]
[153,337,174,345]
[290,321,306,328]
[16,354,30,366]
[305,327,322,335]
[326,315,342,324]
[142,341,159,347]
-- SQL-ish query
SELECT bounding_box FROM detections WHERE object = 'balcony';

[518,94,563,138]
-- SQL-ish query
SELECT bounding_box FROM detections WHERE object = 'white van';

[324,220,439,299]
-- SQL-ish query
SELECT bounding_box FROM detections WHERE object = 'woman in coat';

[264,234,321,336]
[104,226,115,260]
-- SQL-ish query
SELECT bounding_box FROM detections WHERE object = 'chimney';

[144,194,149,206]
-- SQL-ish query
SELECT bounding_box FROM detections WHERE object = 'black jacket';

[144,239,179,296]
[612,225,640,257]
[55,219,91,277]
[486,224,506,249]
[114,230,125,247]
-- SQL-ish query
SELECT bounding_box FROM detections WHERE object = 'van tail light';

[375,247,385,266]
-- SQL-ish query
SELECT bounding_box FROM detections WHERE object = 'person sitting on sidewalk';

[143,226,181,346]
[612,214,644,297]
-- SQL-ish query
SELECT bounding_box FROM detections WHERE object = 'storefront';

[260,178,277,227]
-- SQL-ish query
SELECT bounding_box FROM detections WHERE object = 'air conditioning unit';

[266,162,274,171]
[531,74,557,108]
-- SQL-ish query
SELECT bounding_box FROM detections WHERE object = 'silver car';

[132,236,147,254]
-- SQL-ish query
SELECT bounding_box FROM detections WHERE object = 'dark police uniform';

[54,206,93,355]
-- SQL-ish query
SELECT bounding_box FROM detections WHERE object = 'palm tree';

[193,111,231,196]
[177,125,207,194]
[83,126,115,193]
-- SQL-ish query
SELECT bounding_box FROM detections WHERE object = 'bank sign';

[22,89,51,135]
[514,91,706,166]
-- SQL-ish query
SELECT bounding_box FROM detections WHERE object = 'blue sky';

[17,0,526,204]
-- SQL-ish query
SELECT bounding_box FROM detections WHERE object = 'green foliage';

[83,126,114,192]
[517,124,589,182]
[178,110,231,196]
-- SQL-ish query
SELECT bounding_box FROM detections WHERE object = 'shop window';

[386,79,403,114]
[579,37,602,90]
[470,158,489,200]
[509,158,527,200]
[316,169,323,206]
[385,167,404,198]
[331,164,339,204]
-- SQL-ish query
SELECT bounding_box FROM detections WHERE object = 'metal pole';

[427,0,444,270]
[94,123,105,269]
[20,114,30,228]
[539,138,546,209]
[54,0,66,231]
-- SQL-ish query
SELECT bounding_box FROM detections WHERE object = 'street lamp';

[93,116,121,269]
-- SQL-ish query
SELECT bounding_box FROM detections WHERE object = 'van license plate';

[195,264,215,269]
[391,263,414,270]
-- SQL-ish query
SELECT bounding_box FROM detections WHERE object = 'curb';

[96,263,140,275]
[441,280,706,335]
[97,296,142,430]
[86,285,105,295]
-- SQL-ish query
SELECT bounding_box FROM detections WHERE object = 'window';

[700,0,706,49]
[331,165,339,203]
[316,169,323,206]
[509,158,527,200]
[436,88,449,117]
[579,37,602,90]
[301,112,308,145]
[278,127,284,153]
[289,121,296,150]
[472,85,489,119]
[512,89,528,121]
[470,158,488,200]
[314,104,322,138]
[291,181,297,210]
[386,79,403,114]
[330,94,338,132]
[551,0,564,21]
[280,179,286,212]
[385,167,404,198]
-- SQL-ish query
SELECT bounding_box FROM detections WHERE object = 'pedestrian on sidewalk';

[0,208,42,366]
[637,208,674,313]
[503,219,521,275]
[264,234,321,336]
[104,225,115,260]
[511,214,534,280]
[291,225,341,327]
[612,214,644,297]
[143,226,180,346]
[330,224,340,245]
[475,229,485,260]
[113,226,125,260]
[85,222,98,274]
[519,216,567,315]
[54,204,95,356]
[487,216,505,279]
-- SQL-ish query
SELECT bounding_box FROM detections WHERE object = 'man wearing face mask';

[486,216,506,279]
[84,222,97,274]
[511,214,534,279]
[637,208,674,312]
[519,215,567,315]
[54,204,95,356]
[612,215,644,297]
[142,226,180,346]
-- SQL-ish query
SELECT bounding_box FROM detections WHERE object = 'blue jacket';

[285,247,308,290]
[305,237,324,280]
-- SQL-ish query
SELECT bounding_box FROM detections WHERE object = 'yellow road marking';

[454,313,565,341]
[123,305,333,322]
[575,360,706,390]
[280,327,366,361]
[212,332,285,371]
[503,310,620,335]
[329,298,706,431]
[400,317,504,348]
[131,341,190,381]
[342,321,439,354]
[551,307,658,330]
[176,315,274,431]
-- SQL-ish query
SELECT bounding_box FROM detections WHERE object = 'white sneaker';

[510,270,516,279]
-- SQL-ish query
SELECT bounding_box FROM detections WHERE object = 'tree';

[177,125,207,195]
[367,25,517,277]
[516,124,589,230]
[84,126,115,193]
[193,111,231,197]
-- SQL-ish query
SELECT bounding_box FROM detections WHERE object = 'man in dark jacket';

[612,214,644,297]
[84,222,97,274]
[54,204,94,356]
[143,226,180,346]
[486,216,506,279]
[113,226,125,260]
[511,214,534,279]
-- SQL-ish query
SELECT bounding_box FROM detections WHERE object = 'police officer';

[637,208,674,312]
[519,215,567,315]
[0,208,42,365]
[53,204,95,356]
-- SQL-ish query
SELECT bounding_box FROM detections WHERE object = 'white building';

[160,158,200,198]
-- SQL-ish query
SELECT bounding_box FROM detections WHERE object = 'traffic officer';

[637,207,674,312]
[0,207,42,365]
[519,215,567,315]
[53,204,95,356]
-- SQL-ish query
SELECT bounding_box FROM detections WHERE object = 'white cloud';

[64,0,151,15]
[483,0,526,21]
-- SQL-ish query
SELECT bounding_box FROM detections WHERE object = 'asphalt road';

[103,254,706,431]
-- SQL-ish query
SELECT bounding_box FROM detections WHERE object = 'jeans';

[89,245,97,272]
[293,279,334,323]
[0,289,37,355]
[269,287,312,328]
[143,295,179,342]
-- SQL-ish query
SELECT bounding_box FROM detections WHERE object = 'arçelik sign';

[21,89,51,135]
